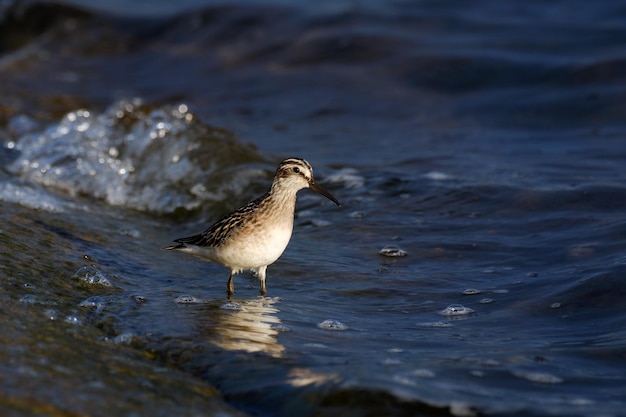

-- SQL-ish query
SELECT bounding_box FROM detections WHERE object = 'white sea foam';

[0,181,69,212]
[513,370,563,384]
[4,100,263,213]
[325,167,364,188]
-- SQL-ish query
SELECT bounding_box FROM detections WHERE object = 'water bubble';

[64,315,82,325]
[118,228,140,238]
[19,295,37,304]
[78,296,107,313]
[176,103,188,115]
[219,302,244,311]
[76,121,89,132]
[479,298,493,304]
[175,295,204,304]
[272,324,291,332]
[438,304,474,317]
[462,288,481,295]
[44,309,59,320]
[317,319,349,331]
[550,302,561,309]
[131,295,147,304]
[73,266,112,287]
[379,246,408,257]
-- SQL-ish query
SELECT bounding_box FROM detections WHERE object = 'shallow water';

[1,1,626,416]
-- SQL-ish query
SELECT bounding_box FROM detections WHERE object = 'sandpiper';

[163,157,340,296]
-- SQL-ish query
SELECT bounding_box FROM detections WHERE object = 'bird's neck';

[264,183,298,215]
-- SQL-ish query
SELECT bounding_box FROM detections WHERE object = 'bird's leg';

[257,265,268,296]
[227,272,235,298]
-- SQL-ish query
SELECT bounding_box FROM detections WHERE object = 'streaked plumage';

[163,157,340,296]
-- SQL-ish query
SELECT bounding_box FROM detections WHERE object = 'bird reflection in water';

[211,296,285,358]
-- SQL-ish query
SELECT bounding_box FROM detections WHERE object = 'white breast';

[214,223,293,271]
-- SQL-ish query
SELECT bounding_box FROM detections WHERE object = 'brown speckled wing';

[174,194,266,248]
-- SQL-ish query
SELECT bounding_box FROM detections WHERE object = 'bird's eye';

[293,167,301,174]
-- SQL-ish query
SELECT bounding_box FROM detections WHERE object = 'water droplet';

[317,319,348,331]
[438,304,474,316]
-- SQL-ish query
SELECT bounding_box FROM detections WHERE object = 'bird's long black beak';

[310,180,341,206]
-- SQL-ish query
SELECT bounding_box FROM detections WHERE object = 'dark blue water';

[1,1,626,416]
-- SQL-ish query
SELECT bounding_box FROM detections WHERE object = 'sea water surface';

[1,0,626,416]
